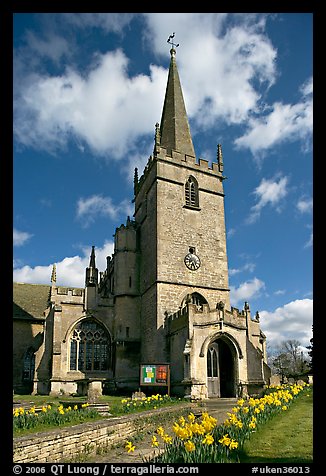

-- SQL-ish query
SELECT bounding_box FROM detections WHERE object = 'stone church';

[13,47,271,399]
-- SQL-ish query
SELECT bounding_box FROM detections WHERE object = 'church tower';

[134,46,230,366]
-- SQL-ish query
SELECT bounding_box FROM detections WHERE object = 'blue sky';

[13,13,313,351]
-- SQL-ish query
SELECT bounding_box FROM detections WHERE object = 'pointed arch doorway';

[207,338,236,398]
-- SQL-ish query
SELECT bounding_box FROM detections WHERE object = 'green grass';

[13,394,126,407]
[239,389,313,463]
[13,393,187,436]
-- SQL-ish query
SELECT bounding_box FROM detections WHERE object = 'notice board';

[140,364,170,393]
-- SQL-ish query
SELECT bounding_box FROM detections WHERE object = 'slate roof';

[13,282,50,320]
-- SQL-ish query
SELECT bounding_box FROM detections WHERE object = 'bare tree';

[269,339,310,380]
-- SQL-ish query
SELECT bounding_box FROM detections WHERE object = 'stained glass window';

[69,319,110,372]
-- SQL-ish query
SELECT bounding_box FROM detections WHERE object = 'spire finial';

[167,32,179,55]
[217,143,224,172]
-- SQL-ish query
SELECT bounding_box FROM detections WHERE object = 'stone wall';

[13,404,192,463]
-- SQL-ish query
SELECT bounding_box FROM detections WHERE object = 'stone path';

[87,398,238,463]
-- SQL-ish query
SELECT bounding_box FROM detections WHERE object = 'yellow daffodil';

[151,435,159,447]
[188,412,196,422]
[202,433,214,445]
[218,434,231,446]
[162,434,173,444]
[229,439,239,450]
[184,440,195,452]
[125,441,135,453]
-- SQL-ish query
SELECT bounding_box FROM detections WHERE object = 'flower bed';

[124,383,310,463]
[13,403,100,435]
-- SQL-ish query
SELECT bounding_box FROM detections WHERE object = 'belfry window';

[69,319,110,372]
[185,176,199,208]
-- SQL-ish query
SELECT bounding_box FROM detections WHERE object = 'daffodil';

[184,440,195,452]
[218,434,231,446]
[229,439,238,450]
[151,435,159,447]
[187,412,195,422]
[202,433,214,445]
[125,441,136,453]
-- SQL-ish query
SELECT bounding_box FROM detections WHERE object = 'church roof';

[159,48,195,158]
[13,282,50,320]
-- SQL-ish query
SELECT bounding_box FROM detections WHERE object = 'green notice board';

[140,364,170,393]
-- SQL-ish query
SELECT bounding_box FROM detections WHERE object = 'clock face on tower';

[184,252,201,271]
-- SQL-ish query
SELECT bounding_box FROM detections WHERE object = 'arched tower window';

[181,292,208,311]
[69,319,111,372]
[185,176,199,208]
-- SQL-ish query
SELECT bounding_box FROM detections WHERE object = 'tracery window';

[69,319,110,372]
[185,176,199,208]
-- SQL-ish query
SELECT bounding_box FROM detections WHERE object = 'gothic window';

[185,176,199,208]
[207,345,219,378]
[69,319,110,372]
[181,292,208,311]
[23,348,35,381]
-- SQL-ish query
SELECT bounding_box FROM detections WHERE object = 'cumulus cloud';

[297,197,313,214]
[234,77,313,157]
[247,175,289,223]
[14,48,167,158]
[14,13,280,160]
[260,298,313,347]
[13,241,114,288]
[76,194,134,228]
[13,228,33,247]
[230,277,265,306]
[145,13,277,127]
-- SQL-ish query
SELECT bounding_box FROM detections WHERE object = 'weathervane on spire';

[167,32,179,49]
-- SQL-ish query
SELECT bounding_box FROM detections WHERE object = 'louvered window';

[185,176,199,207]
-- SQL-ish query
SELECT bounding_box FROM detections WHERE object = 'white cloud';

[13,228,33,247]
[297,197,313,214]
[14,13,279,160]
[229,262,256,276]
[247,176,289,223]
[13,241,114,288]
[234,77,313,156]
[274,289,286,295]
[14,49,167,158]
[76,194,133,227]
[304,231,313,249]
[145,13,277,127]
[230,277,265,306]
[61,13,135,33]
[260,298,313,348]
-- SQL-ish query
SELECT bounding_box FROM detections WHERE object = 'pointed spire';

[159,46,195,158]
[85,246,98,287]
[89,245,96,268]
[51,264,57,284]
